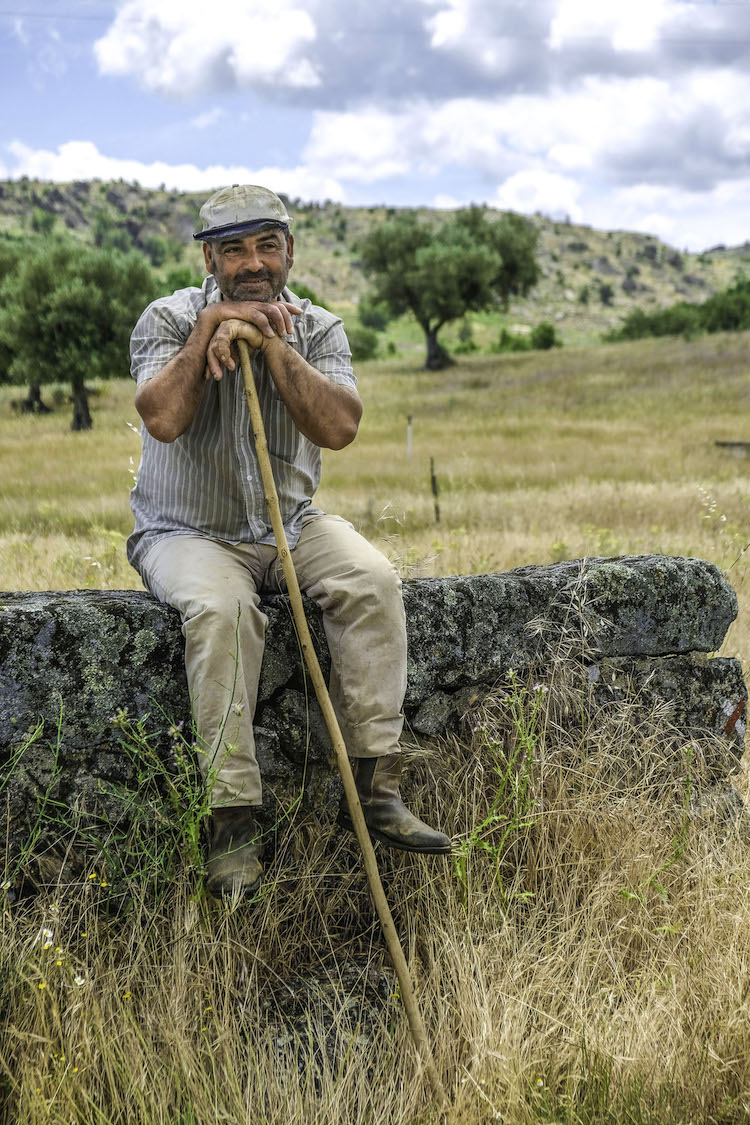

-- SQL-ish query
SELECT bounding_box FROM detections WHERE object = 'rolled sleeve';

[308,318,357,388]
[130,301,191,386]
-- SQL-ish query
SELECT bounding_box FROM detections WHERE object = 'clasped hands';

[204,299,302,381]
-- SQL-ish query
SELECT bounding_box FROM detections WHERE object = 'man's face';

[203,226,294,303]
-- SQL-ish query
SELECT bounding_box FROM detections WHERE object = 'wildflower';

[532,683,549,694]
[1,881,10,891]
[123,990,132,1000]
[43,941,53,950]
[88,873,98,881]
[74,975,85,987]
[80,932,87,937]
[38,981,46,990]
[42,927,54,940]
[56,960,63,967]
[536,1078,545,1088]
[231,701,246,715]
[100,881,108,888]
[72,1067,79,1074]
[167,721,184,738]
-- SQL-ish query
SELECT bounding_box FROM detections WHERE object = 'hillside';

[0,177,746,345]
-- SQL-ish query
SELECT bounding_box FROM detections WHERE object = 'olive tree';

[358,207,539,369]
[0,240,157,429]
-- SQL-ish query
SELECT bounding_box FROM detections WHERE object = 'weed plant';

[1,645,749,1124]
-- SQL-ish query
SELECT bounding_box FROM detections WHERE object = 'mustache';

[234,270,271,283]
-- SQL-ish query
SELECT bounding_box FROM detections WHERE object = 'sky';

[3,0,750,250]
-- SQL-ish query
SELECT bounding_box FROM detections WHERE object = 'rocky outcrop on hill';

[0,555,745,864]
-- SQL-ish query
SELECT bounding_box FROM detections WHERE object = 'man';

[128,184,450,897]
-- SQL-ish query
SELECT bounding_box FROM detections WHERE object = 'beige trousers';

[140,512,407,807]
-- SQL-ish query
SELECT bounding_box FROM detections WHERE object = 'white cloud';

[549,0,681,52]
[547,143,592,170]
[303,80,666,184]
[12,17,29,46]
[190,108,224,129]
[426,0,468,49]
[585,179,750,250]
[432,192,463,209]
[305,67,750,195]
[493,170,583,221]
[94,0,319,95]
[303,111,411,182]
[5,140,345,202]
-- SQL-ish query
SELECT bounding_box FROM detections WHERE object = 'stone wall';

[0,554,745,858]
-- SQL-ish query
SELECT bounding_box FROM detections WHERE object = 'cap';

[193,184,293,242]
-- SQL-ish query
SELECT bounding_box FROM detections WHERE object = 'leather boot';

[340,754,451,854]
[205,806,263,898]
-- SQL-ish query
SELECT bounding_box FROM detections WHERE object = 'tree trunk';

[424,326,454,371]
[70,378,92,431]
[20,382,53,414]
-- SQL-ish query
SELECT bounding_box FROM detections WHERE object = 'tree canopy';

[357,207,539,368]
[0,239,157,429]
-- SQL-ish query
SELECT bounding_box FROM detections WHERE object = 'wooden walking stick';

[236,339,448,1109]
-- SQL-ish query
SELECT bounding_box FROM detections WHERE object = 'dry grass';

[1,332,750,1122]
[2,331,748,657]
[2,666,750,1124]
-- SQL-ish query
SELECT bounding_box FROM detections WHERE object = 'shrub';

[165,267,204,293]
[608,275,750,342]
[357,299,391,332]
[454,317,478,354]
[31,208,56,236]
[292,281,322,305]
[142,235,169,268]
[494,328,531,353]
[530,321,560,350]
[346,324,379,361]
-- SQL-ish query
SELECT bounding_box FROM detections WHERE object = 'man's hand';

[206,298,302,340]
[205,319,266,381]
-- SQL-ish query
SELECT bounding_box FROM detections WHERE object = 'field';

[2,329,749,659]
[2,332,750,1123]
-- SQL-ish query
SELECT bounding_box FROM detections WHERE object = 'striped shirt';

[127,275,356,573]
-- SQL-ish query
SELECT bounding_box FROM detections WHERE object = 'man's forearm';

[262,336,362,449]
[135,308,220,442]
[136,299,302,443]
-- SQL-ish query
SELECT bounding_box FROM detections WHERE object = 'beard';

[217,264,289,304]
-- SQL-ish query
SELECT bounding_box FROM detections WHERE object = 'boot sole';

[337,811,452,855]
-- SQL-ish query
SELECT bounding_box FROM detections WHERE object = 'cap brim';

[193,218,290,242]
